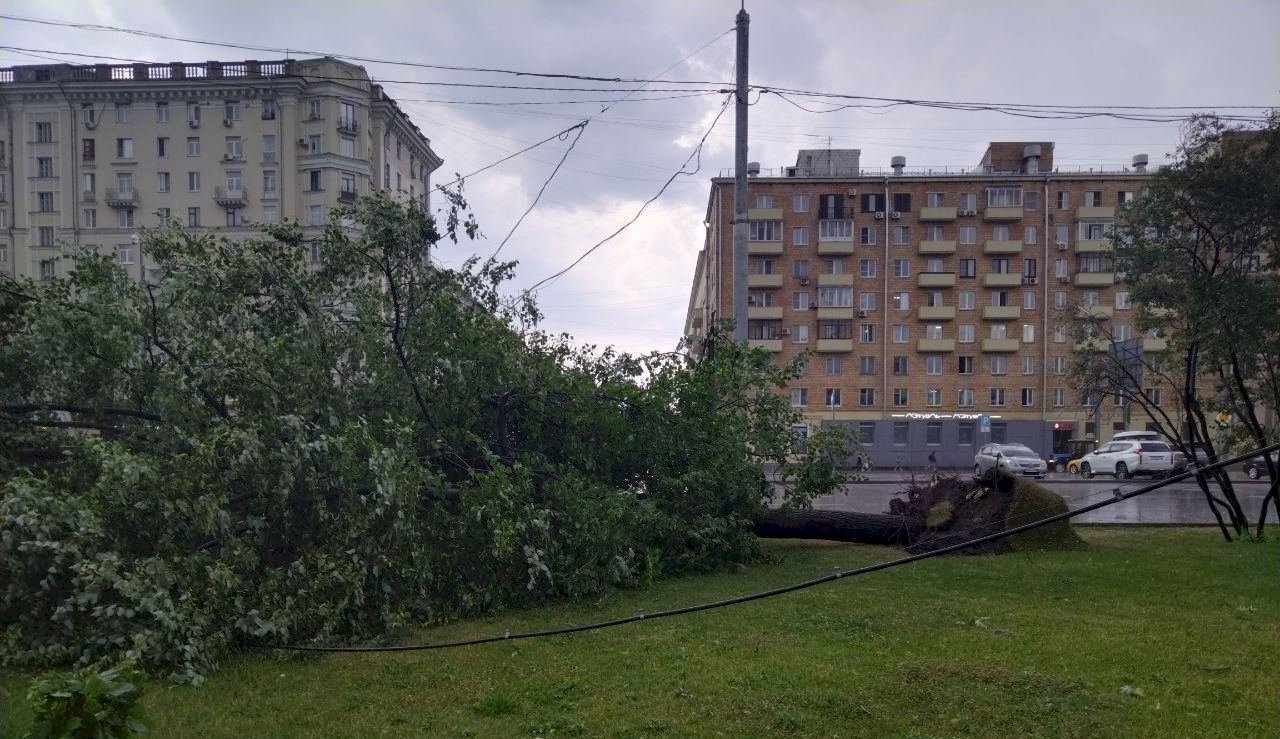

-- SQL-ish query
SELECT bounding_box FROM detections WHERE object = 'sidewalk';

[832,468,1265,484]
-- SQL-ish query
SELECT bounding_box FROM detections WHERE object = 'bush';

[25,663,148,738]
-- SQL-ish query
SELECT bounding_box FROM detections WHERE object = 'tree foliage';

[0,194,854,681]
[1069,111,1280,537]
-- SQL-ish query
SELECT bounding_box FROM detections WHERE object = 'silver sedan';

[974,443,1049,478]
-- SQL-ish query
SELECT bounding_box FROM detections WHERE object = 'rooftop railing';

[0,60,297,85]
[721,164,1154,178]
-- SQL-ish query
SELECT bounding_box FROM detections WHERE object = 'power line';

[490,123,586,259]
[524,94,733,294]
[0,13,734,86]
[254,442,1280,654]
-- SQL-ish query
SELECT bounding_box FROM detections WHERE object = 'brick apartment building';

[685,142,1170,468]
[0,57,441,282]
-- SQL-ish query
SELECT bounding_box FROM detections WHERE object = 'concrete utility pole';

[731,4,750,342]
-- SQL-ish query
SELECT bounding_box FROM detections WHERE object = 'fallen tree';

[756,473,1085,555]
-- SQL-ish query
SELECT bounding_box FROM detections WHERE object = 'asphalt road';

[808,472,1276,525]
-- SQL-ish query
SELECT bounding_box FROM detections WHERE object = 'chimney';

[1022,144,1042,174]
[1132,154,1148,173]
[890,155,906,176]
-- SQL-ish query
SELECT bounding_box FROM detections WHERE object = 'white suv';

[1078,440,1176,479]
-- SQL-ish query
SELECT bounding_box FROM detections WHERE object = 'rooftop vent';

[890,155,906,175]
[1132,154,1149,173]
[1022,144,1042,174]
[746,161,761,177]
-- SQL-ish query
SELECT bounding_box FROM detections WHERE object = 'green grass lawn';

[3,528,1277,738]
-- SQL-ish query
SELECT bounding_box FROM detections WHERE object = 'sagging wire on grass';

[523,93,734,294]
[253,442,1280,655]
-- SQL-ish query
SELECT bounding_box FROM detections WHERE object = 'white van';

[1111,430,1161,443]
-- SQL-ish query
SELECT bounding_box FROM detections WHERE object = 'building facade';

[0,57,442,282]
[685,143,1172,468]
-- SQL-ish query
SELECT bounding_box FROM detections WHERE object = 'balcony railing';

[81,191,96,203]
[338,189,357,203]
[213,186,248,206]
[337,118,360,135]
[104,188,138,207]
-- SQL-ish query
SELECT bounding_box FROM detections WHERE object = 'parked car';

[975,443,1048,478]
[1111,430,1162,443]
[1078,440,1175,479]
[1055,438,1098,474]
[1243,451,1278,480]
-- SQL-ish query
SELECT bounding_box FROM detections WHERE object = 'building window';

[39,259,56,281]
[753,258,775,275]
[1025,226,1037,244]
[926,390,942,409]
[187,102,200,126]
[824,258,843,275]
[991,324,1009,340]
[225,170,243,190]
[261,134,277,163]
[990,356,1007,375]
[859,356,875,375]
[892,324,909,343]
[38,192,54,212]
[958,422,975,445]
[1024,192,1039,211]
[155,136,168,158]
[1022,324,1035,343]
[792,227,809,246]
[859,258,877,278]
[116,138,134,159]
[341,172,357,196]
[187,137,200,157]
[893,259,910,278]
[1053,356,1067,375]
[959,225,977,245]
[1054,326,1067,343]
[860,292,876,312]
[892,292,910,310]
[958,388,974,407]
[263,206,279,224]
[307,99,322,120]
[990,388,1006,407]
[81,104,96,126]
[225,137,243,159]
[225,208,244,227]
[222,100,240,122]
[893,388,909,407]
[262,99,277,120]
[958,324,975,343]
[37,226,56,247]
[816,286,850,308]
[860,324,875,343]
[188,171,201,192]
[116,245,134,265]
[754,194,774,209]
[925,355,943,375]
[1021,388,1035,407]
[893,226,910,245]
[187,207,200,227]
[893,193,912,212]
[927,192,944,207]
[892,356,908,375]
[1084,191,1103,207]
[824,388,842,408]
[859,226,877,245]
[991,423,1008,444]
[117,209,134,228]
[824,356,842,375]
[308,170,323,191]
[36,122,54,143]
[155,101,169,123]
[793,194,809,212]
[115,102,132,123]
[1145,387,1162,406]
[383,163,391,188]
[1057,191,1071,209]
[156,207,170,222]
[1023,291,1036,310]
[792,325,809,343]
[986,187,1022,207]
[959,193,976,211]
[1115,291,1131,310]
[306,134,322,155]
[893,422,909,445]
[858,421,875,445]
[309,205,324,226]
[993,225,1011,241]
[157,172,170,193]
[958,356,974,375]
[857,388,874,407]
[37,156,56,178]
[263,170,277,194]
[956,259,975,278]
[749,221,782,241]
[1055,258,1068,278]
[1052,388,1065,407]
[791,388,808,408]
[792,291,810,310]
[1022,356,1036,375]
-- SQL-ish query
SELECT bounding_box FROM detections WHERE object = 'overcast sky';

[5,1,1278,354]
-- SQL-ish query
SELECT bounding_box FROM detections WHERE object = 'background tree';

[0,194,855,681]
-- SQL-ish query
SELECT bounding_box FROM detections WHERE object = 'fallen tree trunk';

[754,509,921,546]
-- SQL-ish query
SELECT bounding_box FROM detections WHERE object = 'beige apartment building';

[685,143,1173,467]
[0,57,442,282]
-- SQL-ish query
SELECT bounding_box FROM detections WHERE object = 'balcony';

[918,272,956,288]
[748,240,784,256]
[746,207,783,220]
[747,273,783,288]
[338,189,358,203]
[916,338,955,352]
[817,241,856,255]
[817,219,855,242]
[984,273,1023,287]
[1077,206,1115,219]
[81,191,96,203]
[1074,272,1115,287]
[0,190,7,203]
[919,206,957,221]
[213,186,248,206]
[918,240,956,255]
[817,273,854,286]
[1077,304,1113,319]
[917,306,956,321]
[337,118,360,135]
[1075,239,1111,253]
[816,307,856,320]
[1142,337,1169,352]
[816,339,854,353]
[747,306,783,320]
[983,240,1023,254]
[983,206,1023,220]
[748,339,783,353]
[982,306,1021,320]
[981,338,1020,352]
[103,188,138,208]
